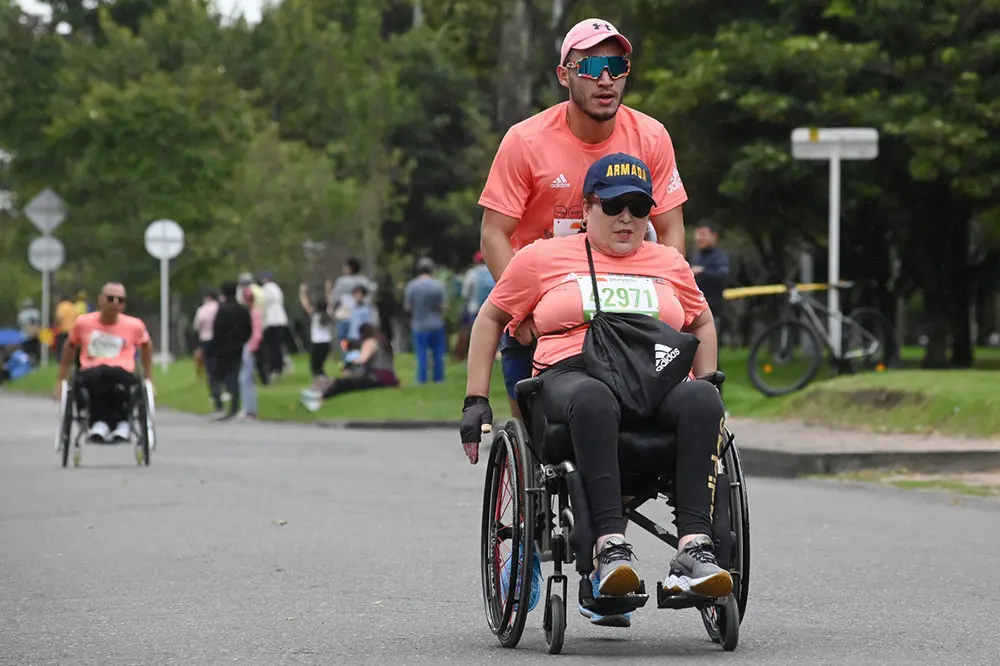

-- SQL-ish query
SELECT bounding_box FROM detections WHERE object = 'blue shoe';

[499,546,542,613]
[578,571,633,627]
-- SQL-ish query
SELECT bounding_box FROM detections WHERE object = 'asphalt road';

[2,393,999,665]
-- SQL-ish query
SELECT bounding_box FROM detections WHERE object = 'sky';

[15,0,269,24]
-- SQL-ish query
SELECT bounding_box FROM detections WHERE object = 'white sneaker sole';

[664,570,733,598]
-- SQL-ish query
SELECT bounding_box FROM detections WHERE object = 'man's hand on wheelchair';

[51,380,63,402]
[512,315,539,346]
[460,396,493,465]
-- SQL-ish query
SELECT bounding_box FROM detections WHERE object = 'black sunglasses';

[597,196,653,219]
[105,295,126,304]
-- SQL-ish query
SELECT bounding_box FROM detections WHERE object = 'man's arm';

[480,209,519,282]
[651,206,686,257]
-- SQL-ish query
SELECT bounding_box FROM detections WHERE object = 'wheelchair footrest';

[655,582,721,610]
[578,578,650,616]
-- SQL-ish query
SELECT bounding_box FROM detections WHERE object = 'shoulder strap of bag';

[584,237,602,315]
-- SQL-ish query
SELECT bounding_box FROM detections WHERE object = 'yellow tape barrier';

[723,281,854,301]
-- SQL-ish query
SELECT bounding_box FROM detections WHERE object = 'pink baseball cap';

[559,18,633,66]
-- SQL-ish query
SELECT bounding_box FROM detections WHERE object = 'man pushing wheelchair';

[53,282,154,444]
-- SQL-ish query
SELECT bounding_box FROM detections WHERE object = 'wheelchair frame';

[480,373,750,655]
[55,370,156,468]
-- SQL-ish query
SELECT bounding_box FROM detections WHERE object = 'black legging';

[539,359,725,539]
[310,341,331,377]
[78,365,137,426]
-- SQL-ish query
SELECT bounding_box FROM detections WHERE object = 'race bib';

[578,275,659,321]
[87,330,125,359]
[553,218,584,237]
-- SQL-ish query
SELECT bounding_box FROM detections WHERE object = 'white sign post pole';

[23,189,67,368]
[828,145,842,357]
[144,220,185,371]
[791,128,879,357]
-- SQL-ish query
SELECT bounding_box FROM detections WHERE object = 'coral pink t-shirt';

[70,312,150,373]
[479,102,687,251]
[488,234,707,372]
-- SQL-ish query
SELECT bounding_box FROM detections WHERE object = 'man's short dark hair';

[345,257,362,274]
[697,218,720,234]
[352,285,368,298]
[221,282,238,299]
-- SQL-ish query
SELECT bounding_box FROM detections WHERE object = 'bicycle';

[744,281,898,397]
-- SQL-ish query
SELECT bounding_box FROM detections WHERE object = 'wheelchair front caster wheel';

[544,594,565,655]
[72,448,81,467]
[717,593,739,651]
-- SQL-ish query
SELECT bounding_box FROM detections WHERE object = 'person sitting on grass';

[301,323,399,412]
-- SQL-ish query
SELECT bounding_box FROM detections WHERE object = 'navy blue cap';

[583,153,656,204]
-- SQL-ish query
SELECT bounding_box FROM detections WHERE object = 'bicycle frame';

[786,287,881,362]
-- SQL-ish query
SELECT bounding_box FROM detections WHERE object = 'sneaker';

[498,545,542,613]
[300,389,322,413]
[111,421,130,442]
[88,421,111,443]
[578,570,632,627]
[663,535,733,598]
[596,537,640,597]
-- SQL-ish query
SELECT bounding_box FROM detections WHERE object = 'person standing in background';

[690,219,730,400]
[300,282,333,380]
[404,257,447,384]
[690,219,730,345]
[259,272,288,380]
[211,282,252,421]
[237,272,269,385]
[54,294,78,359]
[17,299,41,362]
[239,286,263,421]
[329,257,374,354]
[456,250,496,359]
[192,289,222,413]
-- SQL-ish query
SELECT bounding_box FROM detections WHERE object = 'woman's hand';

[460,396,494,464]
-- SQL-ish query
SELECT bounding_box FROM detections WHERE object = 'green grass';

[7,345,999,437]
[775,368,1000,438]
[8,353,513,423]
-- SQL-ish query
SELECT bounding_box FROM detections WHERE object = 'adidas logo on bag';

[550,174,571,189]
[654,343,679,373]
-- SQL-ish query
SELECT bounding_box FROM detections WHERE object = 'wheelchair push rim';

[479,424,534,648]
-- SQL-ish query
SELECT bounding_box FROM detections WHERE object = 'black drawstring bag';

[580,238,700,425]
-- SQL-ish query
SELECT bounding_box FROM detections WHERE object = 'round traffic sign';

[28,236,65,272]
[144,219,185,260]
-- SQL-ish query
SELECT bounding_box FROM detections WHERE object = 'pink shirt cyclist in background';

[479,17,689,416]
[462,153,730,611]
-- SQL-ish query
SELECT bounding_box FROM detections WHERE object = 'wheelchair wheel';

[480,420,535,649]
[728,434,751,620]
[544,594,565,655]
[56,380,73,468]
[700,429,750,642]
[134,382,152,466]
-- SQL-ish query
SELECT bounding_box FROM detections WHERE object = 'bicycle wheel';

[747,319,824,396]
[848,308,899,369]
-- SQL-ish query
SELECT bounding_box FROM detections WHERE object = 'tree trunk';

[496,0,532,131]
[948,212,973,367]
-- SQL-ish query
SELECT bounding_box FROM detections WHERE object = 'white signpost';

[144,219,185,371]
[24,188,67,367]
[791,127,879,356]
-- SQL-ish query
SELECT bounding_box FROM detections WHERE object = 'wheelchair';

[480,372,749,655]
[55,369,157,468]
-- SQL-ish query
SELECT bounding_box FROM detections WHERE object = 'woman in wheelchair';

[461,153,731,611]
[54,282,154,443]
